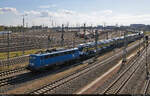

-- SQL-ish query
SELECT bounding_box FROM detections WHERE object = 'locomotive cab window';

[30,56,36,60]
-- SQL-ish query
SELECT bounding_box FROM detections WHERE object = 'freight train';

[27,32,144,71]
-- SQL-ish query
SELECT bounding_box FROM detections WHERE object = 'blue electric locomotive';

[27,48,81,71]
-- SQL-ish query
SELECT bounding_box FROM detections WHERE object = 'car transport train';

[27,32,144,71]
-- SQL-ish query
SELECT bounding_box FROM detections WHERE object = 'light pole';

[22,14,27,55]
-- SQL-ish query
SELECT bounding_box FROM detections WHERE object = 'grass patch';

[128,32,133,34]
[144,31,150,35]
[0,49,44,60]
[0,62,28,72]
[0,46,64,60]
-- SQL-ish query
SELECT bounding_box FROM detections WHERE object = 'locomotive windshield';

[30,56,36,60]
[29,56,36,64]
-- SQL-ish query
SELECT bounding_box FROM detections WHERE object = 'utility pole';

[73,33,75,48]
[7,31,10,60]
[47,35,51,49]
[107,31,109,39]
[67,22,69,32]
[22,15,25,55]
[103,22,108,39]
[94,30,98,61]
[145,35,149,79]
[103,22,106,31]
[138,32,141,55]
[84,23,86,43]
[91,24,93,33]
[61,24,64,47]
[52,20,54,28]
[79,24,80,33]
[26,23,28,28]
[78,24,80,38]
[91,25,93,42]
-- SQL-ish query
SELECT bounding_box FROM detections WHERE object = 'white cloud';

[24,9,76,18]
[39,4,56,9]
[0,7,18,14]
[60,9,75,15]
[21,9,127,26]
[24,10,41,15]
[2,8,150,26]
[40,11,51,17]
[102,10,113,15]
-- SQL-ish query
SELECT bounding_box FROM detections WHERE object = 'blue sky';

[0,0,150,26]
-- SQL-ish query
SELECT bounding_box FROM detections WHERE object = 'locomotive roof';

[31,48,78,56]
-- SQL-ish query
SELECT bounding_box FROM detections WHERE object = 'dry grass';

[0,62,28,71]
[144,31,150,35]
[0,49,44,60]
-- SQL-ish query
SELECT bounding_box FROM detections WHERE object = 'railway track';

[102,46,148,94]
[142,78,150,94]
[0,58,98,93]
[27,44,144,94]
[0,71,33,88]
[0,40,143,94]
[0,49,116,92]
[0,67,27,77]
